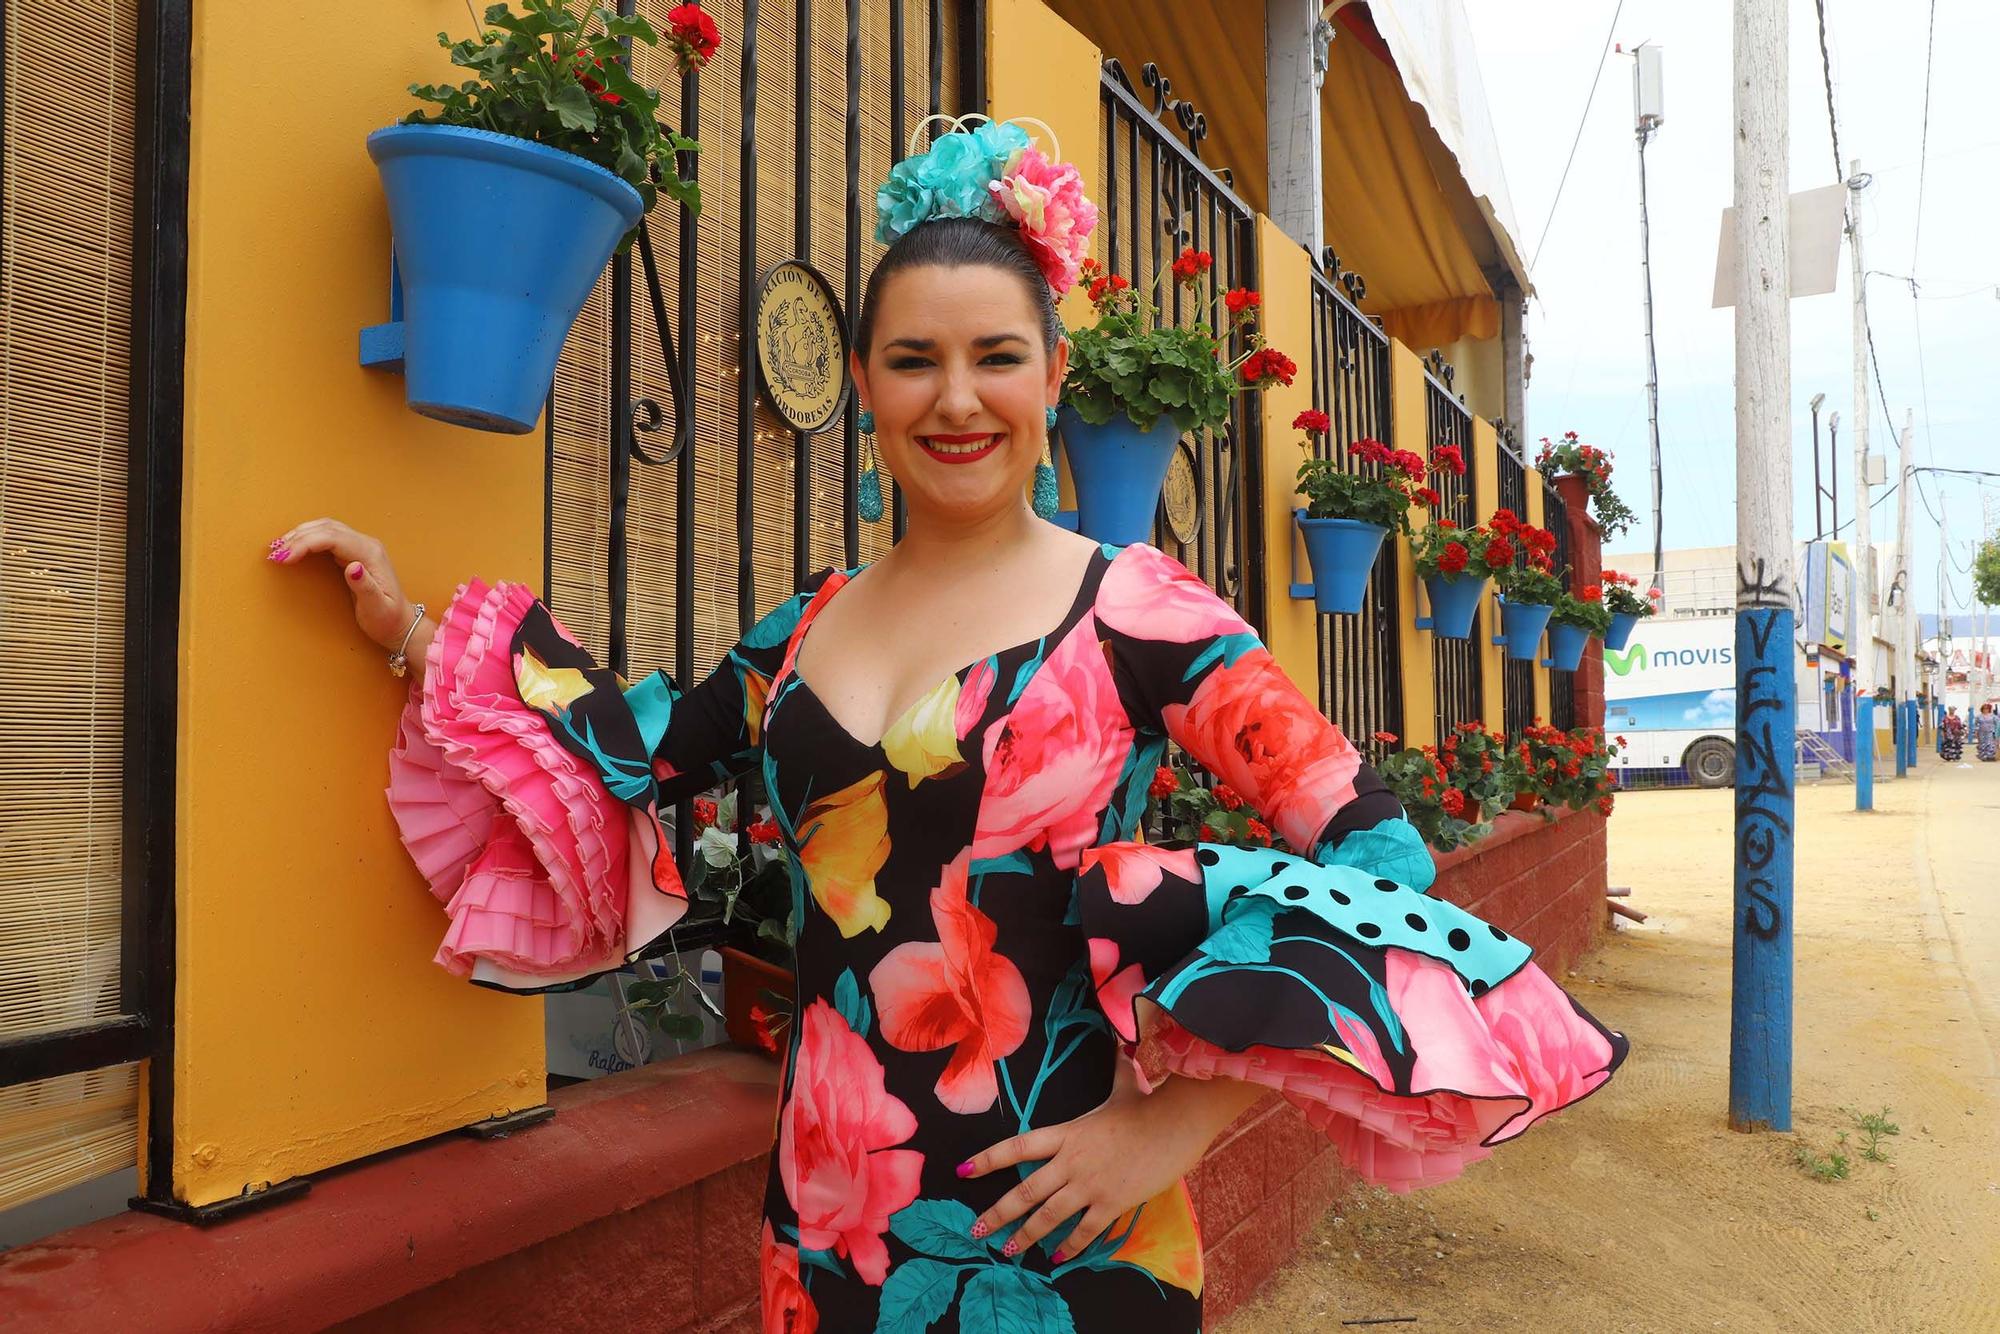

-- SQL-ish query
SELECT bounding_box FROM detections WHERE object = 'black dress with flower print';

[391,542,1625,1334]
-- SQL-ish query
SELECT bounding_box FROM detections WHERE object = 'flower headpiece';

[874,114,1099,295]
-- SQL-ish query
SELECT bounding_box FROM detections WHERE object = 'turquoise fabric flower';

[873,121,1033,243]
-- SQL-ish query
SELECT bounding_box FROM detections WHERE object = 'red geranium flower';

[1490,508,1521,533]
[691,796,719,832]
[1439,541,1470,575]
[1351,437,1390,464]
[1292,409,1331,435]
[1149,765,1179,799]
[667,4,721,71]
[1213,783,1245,811]
[1581,584,1602,602]
[1245,817,1273,845]
[747,817,782,846]
[572,53,623,105]
[1439,788,1467,818]
[1373,730,1399,745]
[1430,444,1466,476]
[1416,486,1442,507]
[1483,537,1516,569]
[1224,287,1261,316]
[1171,246,1214,283]
[1239,347,1297,388]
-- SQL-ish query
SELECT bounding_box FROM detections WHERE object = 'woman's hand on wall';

[269,518,433,663]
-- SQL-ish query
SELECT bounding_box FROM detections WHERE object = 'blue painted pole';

[1855,698,1874,810]
[1728,0,1792,1134]
[1731,605,1796,1131]
[1895,697,1909,777]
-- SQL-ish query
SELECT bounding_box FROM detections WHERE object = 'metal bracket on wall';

[461,1104,557,1140]
[358,252,405,373]
[129,1175,311,1227]
[1288,508,1316,601]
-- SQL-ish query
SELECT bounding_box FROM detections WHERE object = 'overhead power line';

[1530,0,1625,272]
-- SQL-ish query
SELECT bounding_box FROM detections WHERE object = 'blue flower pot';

[1420,574,1486,640]
[368,124,645,434]
[1604,610,1640,651]
[1054,406,1179,544]
[1296,515,1388,614]
[1499,596,1555,661]
[1545,621,1591,671]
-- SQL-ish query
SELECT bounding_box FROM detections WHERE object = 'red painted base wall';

[0,810,1606,1333]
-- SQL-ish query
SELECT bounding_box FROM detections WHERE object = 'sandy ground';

[1220,758,2000,1333]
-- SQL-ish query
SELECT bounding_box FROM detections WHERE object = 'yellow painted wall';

[176,0,543,1205]
[1388,341,1436,750]
[988,0,1099,513]
[1471,416,1504,729]
[1254,216,1317,691]
[1440,333,1505,424]
[1524,467,1552,723]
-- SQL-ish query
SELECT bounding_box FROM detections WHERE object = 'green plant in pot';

[1378,723,1517,851]
[1292,416,1443,614]
[1058,253,1294,543]
[1545,581,1613,671]
[367,1,712,432]
[1487,509,1563,661]
[1535,430,1637,538]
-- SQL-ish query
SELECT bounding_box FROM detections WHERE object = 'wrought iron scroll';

[1497,424,1534,738]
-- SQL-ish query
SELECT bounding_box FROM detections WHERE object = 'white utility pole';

[1849,161,1874,706]
[1983,492,1997,698]
[1894,411,1916,706]
[1727,0,1794,1133]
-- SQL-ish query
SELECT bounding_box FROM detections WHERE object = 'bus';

[1602,617,1739,786]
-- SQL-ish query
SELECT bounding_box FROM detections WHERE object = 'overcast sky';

[1463,0,1994,623]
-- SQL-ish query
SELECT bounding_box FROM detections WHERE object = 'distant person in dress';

[1973,704,1999,763]
[1941,707,1967,763]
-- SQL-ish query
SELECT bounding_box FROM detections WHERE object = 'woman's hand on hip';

[958,1065,1266,1263]
[269,518,423,654]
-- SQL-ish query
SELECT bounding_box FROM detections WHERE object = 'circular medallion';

[753,261,849,433]
[1162,440,1201,545]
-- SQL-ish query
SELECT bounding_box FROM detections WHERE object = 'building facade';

[0,1,1609,1319]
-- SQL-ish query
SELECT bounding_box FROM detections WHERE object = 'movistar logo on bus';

[1605,645,1646,675]
[1603,643,1733,676]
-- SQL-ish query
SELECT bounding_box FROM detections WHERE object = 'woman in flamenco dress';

[274,118,1625,1334]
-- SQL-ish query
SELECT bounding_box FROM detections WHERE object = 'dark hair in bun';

[854,217,1063,360]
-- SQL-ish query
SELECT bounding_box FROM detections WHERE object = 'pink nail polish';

[1002,1239,1019,1257]
[347,564,364,581]
[955,1160,975,1178]
[1051,1251,1066,1263]
[969,1220,988,1239]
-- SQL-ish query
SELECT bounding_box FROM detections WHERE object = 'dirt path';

[1220,762,2000,1333]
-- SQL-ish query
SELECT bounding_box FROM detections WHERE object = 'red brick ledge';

[0,1049,780,1333]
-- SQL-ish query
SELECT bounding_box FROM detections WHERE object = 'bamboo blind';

[548,0,956,673]
[0,0,143,1209]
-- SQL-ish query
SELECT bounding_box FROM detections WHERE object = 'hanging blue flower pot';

[367,124,645,434]
[1498,596,1556,661]
[1604,610,1641,651]
[1545,621,1591,671]
[1420,574,1486,640]
[1296,514,1388,614]
[1054,406,1179,545]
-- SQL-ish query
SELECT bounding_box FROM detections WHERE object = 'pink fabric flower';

[1473,958,1620,1133]
[778,999,924,1285]
[1160,651,1361,852]
[956,656,998,739]
[869,852,1032,1114]
[1079,842,1199,906]
[760,1219,819,1334]
[988,147,1099,295]
[1087,936,1149,1042]
[1095,544,1252,645]
[972,615,1134,869]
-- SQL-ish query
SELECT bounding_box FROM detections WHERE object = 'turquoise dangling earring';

[1033,406,1060,521]
[856,409,885,523]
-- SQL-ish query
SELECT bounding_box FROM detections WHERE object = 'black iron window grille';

[1544,472,1577,731]
[1093,58,1263,630]
[1425,356,1480,737]
[1308,251,1401,746]
[1496,422,1535,738]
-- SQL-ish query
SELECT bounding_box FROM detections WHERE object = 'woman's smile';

[916,431,1005,463]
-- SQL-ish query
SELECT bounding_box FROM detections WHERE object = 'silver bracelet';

[387,602,427,678]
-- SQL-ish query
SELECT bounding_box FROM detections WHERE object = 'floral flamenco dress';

[386,542,1626,1334]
